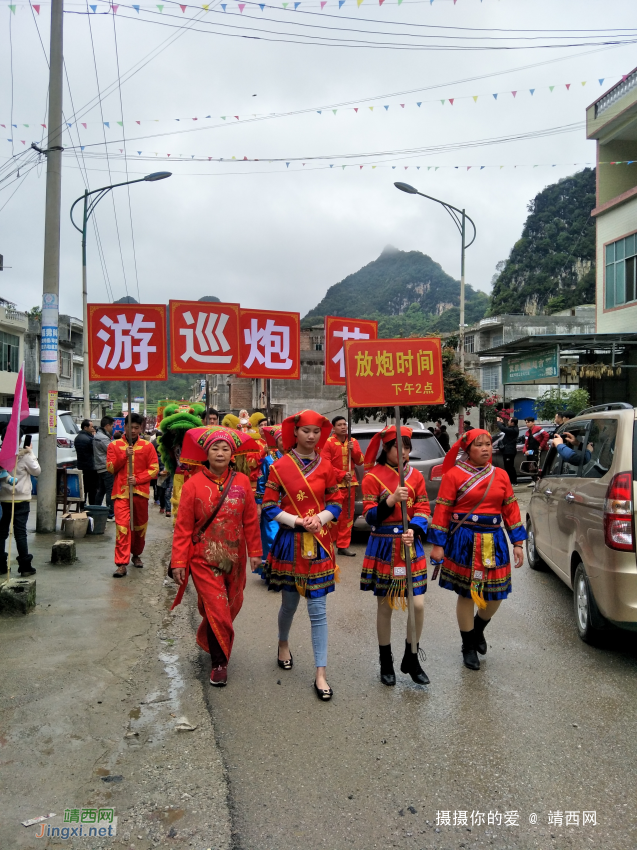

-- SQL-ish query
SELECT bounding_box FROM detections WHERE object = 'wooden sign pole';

[394,406,417,654]
[127,381,134,531]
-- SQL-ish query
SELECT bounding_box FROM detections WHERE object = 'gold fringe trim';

[334,563,341,584]
[386,578,407,611]
[471,582,487,610]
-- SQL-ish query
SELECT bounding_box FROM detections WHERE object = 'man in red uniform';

[322,415,364,557]
[107,413,159,578]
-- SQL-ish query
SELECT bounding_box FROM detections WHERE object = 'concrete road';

[203,486,637,850]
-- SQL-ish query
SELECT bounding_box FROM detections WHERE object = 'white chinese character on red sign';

[332,326,371,378]
[96,313,156,372]
[180,310,232,364]
[243,318,292,370]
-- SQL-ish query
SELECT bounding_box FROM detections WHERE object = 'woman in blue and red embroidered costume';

[262,410,341,701]
[360,426,431,687]
[254,426,284,579]
[427,429,526,671]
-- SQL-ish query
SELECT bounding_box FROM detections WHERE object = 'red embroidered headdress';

[261,425,283,448]
[441,428,492,474]
[363,424,414,471]
[180,426,261,464]
[280,410,332,452]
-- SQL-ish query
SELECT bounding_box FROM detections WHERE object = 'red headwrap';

[280,410,332,452]
[441,428,492,474]
[363,424,414,471]
[261,425,283,448]
[180,426,261,464]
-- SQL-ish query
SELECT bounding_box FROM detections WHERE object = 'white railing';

[595,69,637,118]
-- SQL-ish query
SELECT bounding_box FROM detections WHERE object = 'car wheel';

[573,563,605,645]
[526,519,546,571]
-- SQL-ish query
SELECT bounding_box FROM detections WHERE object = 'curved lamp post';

[394,181,477,433]
[70,171,172,419]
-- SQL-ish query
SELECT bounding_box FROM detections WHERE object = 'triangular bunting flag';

[472,96,478,102]
[286,163,290,167]
[180,4,187,10]
[157,4,164,10]
[338,0,345,6]
[111,4,119,12]
[321,0,327,6]
[342,165,346,170]
[416,102,421,107]
[329,164,333,168]
[529,89,535,95]
[90,4,96,10]
[549,86,555,92]
[467,166,471,171]
[440,100,445,105]
[238,3,245,10]
[400,104,405,108]
[282,2,288,6]
[9,4,15,12]
[357,0,364,6]
[581,81,586,86]
[480,166,484,170]
[379,0,385,4]
[82,122,87,129]
[221,116,226,120]
[317,110,322,114]
[360,165,363,169]
[33,4,40,13]
[138,151,142,155]
[369,106,373,111]
[332,109,337,114]
[234,115,239,120]
[372,165,376,169]
[354,108,358,112]
[294,2,301,8]
[565,83,571,90]
[203,4,210,9]
[221,3,226,8]
[492,93,498,100]
[104,122,110,128]
[511,91,517,98]
[117,121,123,126]
[598,79,604,85]
[448,98,454,105]
[80,146,85,150]
[384,105,389,110]
[133,4,140,10]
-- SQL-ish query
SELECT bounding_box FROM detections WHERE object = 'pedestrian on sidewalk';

[437,425,450,453]
[360,426,431,687]
[322,415,365,558]
[262,410,341,702]
[495,415,519,486]
[254,425,284,579]
[74,419,98,507]
[170,428,262,687]
[94,415,115,520]
[107,413,159,578]
[427,429,526,671]
[0,440,40,576]
[523,416,550,483]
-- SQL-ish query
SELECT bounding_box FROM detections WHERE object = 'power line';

[85,0,130,301]
[111,8,141,303]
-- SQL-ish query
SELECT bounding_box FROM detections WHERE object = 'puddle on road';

[129,707,141,720]
[127,653,186,744]
[149,807,185,826]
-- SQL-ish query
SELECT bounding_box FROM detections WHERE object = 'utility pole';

[36,0,64,534]
[458,209,466,436]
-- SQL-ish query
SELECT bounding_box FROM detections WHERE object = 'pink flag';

[0,364,29,474]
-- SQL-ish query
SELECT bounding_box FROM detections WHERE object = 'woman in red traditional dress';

[262,410,341,701]
[360,426,431,686]
[171,427,262,687]
[427,429,526,671]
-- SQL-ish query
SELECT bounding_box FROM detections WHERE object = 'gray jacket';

[93,427,112,473]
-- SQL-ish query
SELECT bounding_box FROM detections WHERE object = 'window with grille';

[60,350,72,378]
[481,364,500,391]
[605,233,637,309]
[0,331,19,373]
[73,365,83,389]
[464,334,474,353]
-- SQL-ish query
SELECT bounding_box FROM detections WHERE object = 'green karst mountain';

[489,168,596,315]
[303,245,490,336]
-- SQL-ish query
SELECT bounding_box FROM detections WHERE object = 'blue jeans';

[278,590,328,668]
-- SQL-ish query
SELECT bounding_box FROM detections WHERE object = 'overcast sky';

[1,0,635,319]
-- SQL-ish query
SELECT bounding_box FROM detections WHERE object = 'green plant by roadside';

[534,387,590,420]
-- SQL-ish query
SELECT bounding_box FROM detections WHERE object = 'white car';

[0,408,79,467]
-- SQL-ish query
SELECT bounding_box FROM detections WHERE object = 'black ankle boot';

[379,644,396,686]
[460,629,480,670]
[400,639,430,685]
[473,613,491,655]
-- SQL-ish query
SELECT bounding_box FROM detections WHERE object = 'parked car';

[0,408,79,467]
[351,424,445,530]
[492,423,556,480]
[526,403,637,643]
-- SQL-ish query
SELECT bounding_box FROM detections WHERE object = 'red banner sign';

[239,309,300,380]
[88,303,167,381]
[169,300,240,374]
[345,337,444,408]
[324,316,378,386]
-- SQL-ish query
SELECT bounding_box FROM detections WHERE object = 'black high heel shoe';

[313,680,333,701]
[277,650,293,670]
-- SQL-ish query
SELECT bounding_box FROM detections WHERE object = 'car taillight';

[603,472,635,552]
[56,438,73,448]
[430,463,444,481]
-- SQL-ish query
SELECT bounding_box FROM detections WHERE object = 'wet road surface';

[204,488,637,850]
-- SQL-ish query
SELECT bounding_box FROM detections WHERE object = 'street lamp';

[394,181,477,433]
[70,171,172,419]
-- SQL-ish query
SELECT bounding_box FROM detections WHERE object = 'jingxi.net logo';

[33,808,117,839]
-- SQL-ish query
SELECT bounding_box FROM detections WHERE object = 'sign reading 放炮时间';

[502,347,559,384]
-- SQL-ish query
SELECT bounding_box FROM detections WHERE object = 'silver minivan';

[526,403,637,642]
